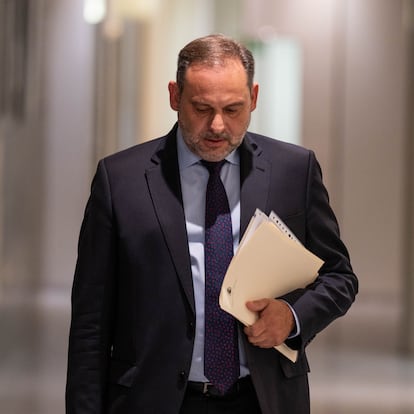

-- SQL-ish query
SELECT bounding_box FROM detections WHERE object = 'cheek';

[229,115,250,135]
[187,115,209,133]
[179,115,206,141]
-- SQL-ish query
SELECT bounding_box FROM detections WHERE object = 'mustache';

[202,132,230,140]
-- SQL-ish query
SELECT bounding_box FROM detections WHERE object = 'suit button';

[187,321,195,339]
[178,370,187,388]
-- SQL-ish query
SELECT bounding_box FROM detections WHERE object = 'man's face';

[168,59,258,162]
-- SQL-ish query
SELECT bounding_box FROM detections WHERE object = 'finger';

[245,298,271,312]
[246,331,274,348]
[244,320,265,338]
[247,329,286,348]
[245,306,274,336]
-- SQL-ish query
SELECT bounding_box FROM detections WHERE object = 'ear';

[250,83,259,111]
[168,81,180,111]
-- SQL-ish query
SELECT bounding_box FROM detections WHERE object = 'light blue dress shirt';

[176,128,300,382]
[176,129,250,381]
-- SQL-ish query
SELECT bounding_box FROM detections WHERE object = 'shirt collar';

[176,127,240,171]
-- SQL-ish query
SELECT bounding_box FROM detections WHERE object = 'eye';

[224,106,240,115]
[194,104,211,114]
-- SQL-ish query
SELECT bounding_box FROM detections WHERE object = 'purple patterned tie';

[202,160,240,394]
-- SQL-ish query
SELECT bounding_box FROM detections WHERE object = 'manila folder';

[219,220,324,360]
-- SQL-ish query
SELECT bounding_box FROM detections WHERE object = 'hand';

[243,298,295,348]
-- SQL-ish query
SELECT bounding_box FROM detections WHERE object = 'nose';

[210,113,225,134]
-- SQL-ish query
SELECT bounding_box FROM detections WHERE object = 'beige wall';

[238,0,412,353]
[0,1,46,293]
[340,0,408,348]
[41,0,95,291]
[0,0,95,297]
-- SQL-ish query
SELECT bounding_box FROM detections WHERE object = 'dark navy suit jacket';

[66,124,358,413]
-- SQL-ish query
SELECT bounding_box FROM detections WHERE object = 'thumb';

[246,298,270,312]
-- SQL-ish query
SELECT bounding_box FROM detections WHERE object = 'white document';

[220,209,324,362]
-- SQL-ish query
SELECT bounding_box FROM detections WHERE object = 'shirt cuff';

[280,300,301,339]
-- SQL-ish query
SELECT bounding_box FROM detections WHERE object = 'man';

[66,34,358,414]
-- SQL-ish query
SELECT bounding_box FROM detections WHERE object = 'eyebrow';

[191,99,245,108]
[225,102,244,108]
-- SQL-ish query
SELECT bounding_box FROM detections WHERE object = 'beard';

[179,122,246,162]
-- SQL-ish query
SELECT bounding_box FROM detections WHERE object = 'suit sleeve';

[66,160,117,413]
[284,151,358,351]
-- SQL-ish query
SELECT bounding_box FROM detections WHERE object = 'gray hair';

[176,34,255,93]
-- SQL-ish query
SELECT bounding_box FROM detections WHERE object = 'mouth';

[204,134,228,143]
[206,137,224,142]
[204,138,226,147]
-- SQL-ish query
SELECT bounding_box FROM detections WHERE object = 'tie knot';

[201,160,226,176]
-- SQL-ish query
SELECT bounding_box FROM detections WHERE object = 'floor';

[1,293,414,414]
[308,348,414,413]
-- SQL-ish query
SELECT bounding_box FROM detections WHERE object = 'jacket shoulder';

[103,136,166,167]
[98,123,179,179]
[245,132,313,161]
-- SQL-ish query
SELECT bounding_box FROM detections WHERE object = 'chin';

[199,150,229,162]
[198,143,236,162]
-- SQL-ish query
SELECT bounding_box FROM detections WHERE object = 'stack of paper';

[219,209,324,362]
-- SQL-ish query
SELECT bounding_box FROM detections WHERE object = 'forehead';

[183,59,249,91]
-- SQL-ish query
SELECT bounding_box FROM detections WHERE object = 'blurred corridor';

[1,0,414,413]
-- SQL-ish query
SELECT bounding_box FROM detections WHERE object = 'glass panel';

[249,37,303,145]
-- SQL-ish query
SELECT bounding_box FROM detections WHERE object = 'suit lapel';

[239,134,271,237]
[145,130,195,314]
[143,131,270,313]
